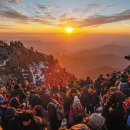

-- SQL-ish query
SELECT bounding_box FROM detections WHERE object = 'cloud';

[30,3,59,24]
[58,10,130,27]
[35,4,50,11]
[84,2,112,12]
[1,1,129,28]
[0,0,22,4]
[7,0,21,4]
[86,2,102,9]
[0,9,29,21]
[0,0,30,23]
[31,13,56,25]
[81,10,130,27]
[0,3,56,25]
[58,2,112,22]
[34,3,59,12]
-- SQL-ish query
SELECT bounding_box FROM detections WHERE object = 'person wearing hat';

[85,113,106,130]
[68,96,85,128]
[64,88,78,118]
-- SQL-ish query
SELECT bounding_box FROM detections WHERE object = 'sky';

[0,0,130,34]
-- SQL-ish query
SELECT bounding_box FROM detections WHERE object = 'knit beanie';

[88,113,105,130]
[73,96,81,106]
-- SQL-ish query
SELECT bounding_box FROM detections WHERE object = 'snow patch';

[30,61,47,85]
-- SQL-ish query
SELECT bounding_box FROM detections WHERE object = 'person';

[85,77,93,87]
[10,84,26,103]
[94,75,105,96]
[9,97,20,109]
[3,107,19,130]
[84,113,106,130]
[102,91,126,130]
[20,110,43,130]
[34,105,49,129]
[39,87,52,110]
[0,94,7,126]
[123,98,130,130]
[118,74,130,97]
[81,87,97,114]
[29,94,41,109]
[47,102,61,130]
[68,96,85,128]
[64,88,79,117]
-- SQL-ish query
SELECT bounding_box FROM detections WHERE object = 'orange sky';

[0,21,130,34]
[0,0,130,34]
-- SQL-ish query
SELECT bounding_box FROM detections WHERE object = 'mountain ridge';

[56,44,130,78]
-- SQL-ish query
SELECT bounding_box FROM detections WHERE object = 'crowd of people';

[0,69,130,130]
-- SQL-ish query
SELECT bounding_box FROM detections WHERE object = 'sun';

[65,27,74,33]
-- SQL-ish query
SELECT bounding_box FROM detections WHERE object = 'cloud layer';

[0,9,28,21]
[0,1,130,28]
[58,10,130,27]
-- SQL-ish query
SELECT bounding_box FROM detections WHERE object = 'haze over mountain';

[1,33,130,54]
[55,44,130,79]
[1,33,130,79]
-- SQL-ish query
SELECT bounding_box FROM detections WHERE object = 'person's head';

[73,96,80,106]
[106,73,110,77]
[34,105,46,117]
[9,97,20,109]
[121,73,128,82]
[60,88,66,96]
[73,96,83,111]
[41,87,47,94]
[99,74,103,78]
[20,110,33,127]
[70,88,77,97]
[87,113,105,130]
[29,94,41,108]
[14,84,20,90]
[47,102,56,114]
[86,77,90,80]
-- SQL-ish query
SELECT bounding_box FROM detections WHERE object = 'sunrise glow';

[65,27,74,33]
[0,0,129,34]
